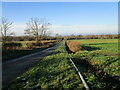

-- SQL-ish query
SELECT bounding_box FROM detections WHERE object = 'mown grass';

[68,39,120,89]
[72,39,118,44]
[71,39,119,56]
[81,43,119,56]
[3,42,84,89]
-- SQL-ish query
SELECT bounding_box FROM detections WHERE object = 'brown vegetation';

[65,34,120,40]
[66,41,81,53]
[2,40,59,61]
[2,40,58,50]
[2,42,22,50]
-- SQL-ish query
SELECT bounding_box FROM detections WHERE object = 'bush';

[26,42,42,49]
[50,40,57,43]
[32,42,42,46]
[3,42,22,50]
[42,41,50,45]
[26,43,34,49]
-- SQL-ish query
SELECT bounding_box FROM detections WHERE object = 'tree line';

[65,34,120,40]
[1,34,119,42]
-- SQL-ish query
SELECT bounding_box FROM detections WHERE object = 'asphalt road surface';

[2,42,61,87]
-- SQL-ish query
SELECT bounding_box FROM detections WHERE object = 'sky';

[2,2,118,36]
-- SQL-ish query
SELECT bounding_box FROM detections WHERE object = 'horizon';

[2,2,118,36]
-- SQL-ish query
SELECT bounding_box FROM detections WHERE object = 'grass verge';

[3,41,84,89]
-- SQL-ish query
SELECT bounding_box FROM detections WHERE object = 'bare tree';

[0,17,14,43]
[24,18,51,43]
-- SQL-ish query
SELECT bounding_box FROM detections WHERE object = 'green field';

[4,39,120,89]
[72,39,118,44]
[69,39,120,89]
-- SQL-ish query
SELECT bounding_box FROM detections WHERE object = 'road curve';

[2,42,61,87]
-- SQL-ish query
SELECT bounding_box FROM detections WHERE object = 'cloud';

[10,23,118,36]
[52,24,118,35]
[10,23,26,36]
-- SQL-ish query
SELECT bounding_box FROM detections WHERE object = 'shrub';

[50,40,57,43]
[26,42,42,49]
[26,43,34,49]
[32,42,42,46]
[3,42,22,50]
[42,41,50,45]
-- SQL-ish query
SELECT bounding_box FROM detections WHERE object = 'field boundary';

[65,41,90,90]
[3,42,61,65]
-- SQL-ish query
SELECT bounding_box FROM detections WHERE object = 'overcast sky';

[2,2,118,36]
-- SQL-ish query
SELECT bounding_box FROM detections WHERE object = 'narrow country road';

[2,42,61,87]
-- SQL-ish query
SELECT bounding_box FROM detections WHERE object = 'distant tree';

[78,35,83,38]
[55,33,62,40]
[0,17,15,43]
[24,18,51,43]
[55,33,59,36]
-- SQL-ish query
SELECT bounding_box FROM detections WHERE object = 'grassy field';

[4,42,84,89]
[72,39,118,44]
[68,39,120,89]
[70,39,119,56]
[3,39,120,89]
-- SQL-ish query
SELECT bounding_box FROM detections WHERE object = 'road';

[2,42,61,87]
